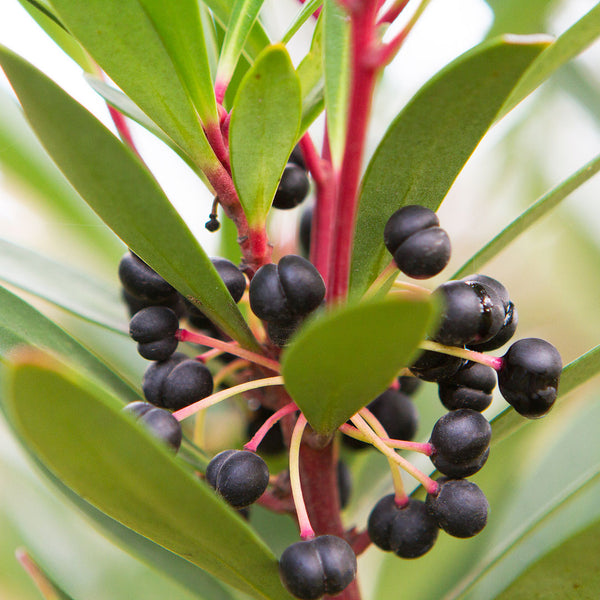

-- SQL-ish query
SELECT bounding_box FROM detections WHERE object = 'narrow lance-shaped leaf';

[0,284,138,402]
[323,0,349,167]
[0,46,260,351]
[216,0,266,97]
[350,36,551,297]
[281,0,323,44]
[281,296,437,434]
[50,0,217,170]
[4,352,294,600]
[500,3,600,117]
[229,45,301,227]
[453,151,600,278]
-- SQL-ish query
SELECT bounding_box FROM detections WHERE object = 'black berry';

[129,306,179,343]
[119,252,175,302]
[122,400,154,419]
[161,359,214,410]
[433,280,504,347]
[430,409,491,464]
[279,535,357,599]
[249,255,325,323]
[431,447,489,479]
[426,478,488,538]
[206,449,269,508]
[142,352,187,406]
[383,205,451,279]
[368,495,439,558]
[497,338,562,418]
[137,337,179,362]
[438,361,496,412]
[410,349,465,382]
[289,144,306,170]
[139,407,182,451]
[398,375,421,396]
[266,317,303,347]
[273,163,310,210]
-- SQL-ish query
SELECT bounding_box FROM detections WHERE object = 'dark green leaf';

[0,285,138,402]
[297,13,325,134]
[0,238,127,334]
[281,296,437,434]
[281,0,322,44]
[4,353,294,600]
[0,90,122,262]
[216,0,266,93]
[229,45,301,226]
[350,36,550,297]
[501,4,600,116]
[50,0,217,169]
[453,152,600,278]
[0,46,259,351]
[497,518,600,600]
[323,0,349,167]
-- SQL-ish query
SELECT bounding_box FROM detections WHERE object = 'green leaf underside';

[350,36,550,297]
[4,355,294,600]
[497,518,600,599]
[0,238,127,334]
[281,0,322,44]
[217,0,266,86]
[281,296,437,434]
[500,3,600,117]
[49,0,216,169]
[0,46,259,351]
[297,13,326,134]
[0,90,122,261]
[0,285,138,402]
[323,0,350,167]
[453,151,600,278]
[230,45,301,226]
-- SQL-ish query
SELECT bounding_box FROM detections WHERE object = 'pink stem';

[205,121,231,172]
[329,2,380,301]
[196,348,223,363]
[377,0,410,25]
[176,328,280,372]
[244,402,298,452]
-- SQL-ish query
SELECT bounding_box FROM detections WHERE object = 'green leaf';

[229,45,301,226]
[216,0,266,93]
[4,353,294,600]
[297,13,325,134]
[0,284,138,402]
[281,0,322,44]
[49,0,217,169]
[281,296,437,434]
[350,36,550,297]
[453,152,600,278]
[17,0,96,72]
[497,518,600,600]
[0,89,122,262]
[0,46,260,352]
[501,3,600,116]
[484,0,558,38]
[323,0,349,167]
[0,238,127,334]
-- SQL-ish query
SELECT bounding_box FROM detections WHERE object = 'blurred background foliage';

[1,0,600,598]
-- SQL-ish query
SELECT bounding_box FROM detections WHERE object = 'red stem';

[377,0,410,25]
[329,2,380,302]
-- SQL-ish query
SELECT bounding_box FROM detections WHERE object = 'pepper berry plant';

[1,0,600,599]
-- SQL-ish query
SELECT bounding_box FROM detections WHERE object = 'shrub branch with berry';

[1,1,600,599]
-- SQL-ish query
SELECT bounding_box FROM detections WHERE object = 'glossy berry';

[122,288,185,319]
[161,359,214,410]
[129,306,179,361]
[426,478,489,538]
[430,409,491,464]
[142,352,187,406]
[289,144,306,170]
[438,361,496,412]
[343,389,418,450]
[433,280,504,347]
[122,400,154,419]
[273,164,310,209]
[206,449,269,508]
[432,447,489,479]
[266,317,303,347]
[383,205,451,279]
[463,274,518,351]
[368,495,439,558]
[139,407,182,451]
[279,535,357,600]
[410,349,465,382]
[249,255,325,323]
[498,338,562,418]
[119,252,175,302]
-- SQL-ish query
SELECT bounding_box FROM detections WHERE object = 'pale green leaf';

[281,0,322,45]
